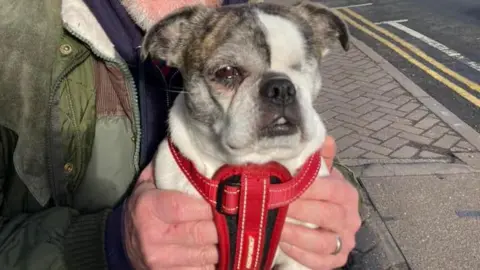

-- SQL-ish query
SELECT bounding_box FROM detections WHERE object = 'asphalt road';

[318,0,480,133]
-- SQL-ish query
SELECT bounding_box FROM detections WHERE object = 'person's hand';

[280,146,362,269]
[123,163,218,270]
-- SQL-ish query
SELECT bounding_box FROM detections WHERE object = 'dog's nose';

[260,78,296,106]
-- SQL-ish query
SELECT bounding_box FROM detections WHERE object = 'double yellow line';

[334,8,480,107]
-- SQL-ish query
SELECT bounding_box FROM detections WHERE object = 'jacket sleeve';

[333,157,363,211]
[0,126,112,270]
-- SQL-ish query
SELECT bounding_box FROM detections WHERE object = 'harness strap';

[168,137,336,269]
[234,170,270,269]
[168,139,329,214]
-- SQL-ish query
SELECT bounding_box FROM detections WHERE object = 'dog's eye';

[214,66,240,81]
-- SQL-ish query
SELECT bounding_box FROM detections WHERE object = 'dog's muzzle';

[259,74,302,137]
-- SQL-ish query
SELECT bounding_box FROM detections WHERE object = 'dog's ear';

[141,5,210,66]
[292,1,350,57]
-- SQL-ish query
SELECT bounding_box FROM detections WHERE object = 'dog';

[142,1,350,269]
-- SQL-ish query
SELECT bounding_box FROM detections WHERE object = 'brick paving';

[315,44,477,161]
[313,42,480,270]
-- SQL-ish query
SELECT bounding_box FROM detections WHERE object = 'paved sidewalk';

[316,39,480,270]
[318,42,478,164]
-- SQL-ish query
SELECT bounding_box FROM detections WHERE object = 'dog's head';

[142,1,349,163]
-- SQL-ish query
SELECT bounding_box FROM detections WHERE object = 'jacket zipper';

[47,26,142,206]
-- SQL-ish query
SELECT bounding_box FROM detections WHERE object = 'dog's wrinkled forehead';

[141,2,349,71]
[183,6,275,74]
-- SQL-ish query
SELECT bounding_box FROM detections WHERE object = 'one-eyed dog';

[142,1,350,269]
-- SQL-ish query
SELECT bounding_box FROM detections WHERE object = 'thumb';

[138,161,155,184]
[131,161,214,222]
[132,161,157,198]
[321,135,337,172]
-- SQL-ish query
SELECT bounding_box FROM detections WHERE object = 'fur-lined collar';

[62,0,119,60]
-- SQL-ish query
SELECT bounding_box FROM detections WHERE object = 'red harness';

[168,138,332,270]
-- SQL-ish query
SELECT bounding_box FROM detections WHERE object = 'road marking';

[341,8,480,93]
[334,9,480,108]
[332,3,373,9]
[386,22,480,73]
[375,19,409,25]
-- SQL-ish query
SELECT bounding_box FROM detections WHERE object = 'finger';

[160,220,218,245]
[281,223,356,255]
[287,199,347,232]
[151,190,214,223]
[300,169,359,207]
[147,245,218,268]
[345,204,362,234]
[279,242,349,270]
[124,225,149,270]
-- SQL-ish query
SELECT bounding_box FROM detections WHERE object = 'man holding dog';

[0,0,361,269]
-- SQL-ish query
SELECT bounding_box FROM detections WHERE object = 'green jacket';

[0,0,140,269]
[0,1,361,270]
